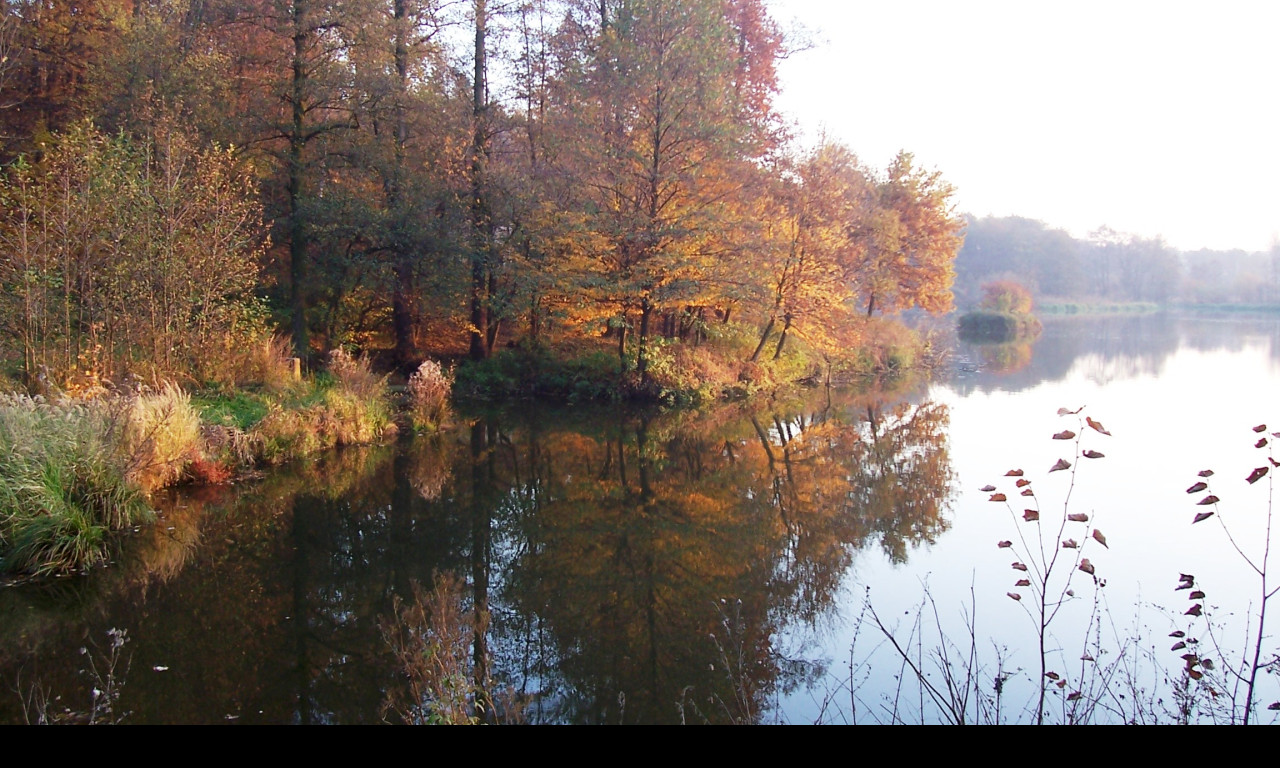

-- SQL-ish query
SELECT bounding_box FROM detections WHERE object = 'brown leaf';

[1254,424,1267,433]
[1247,466,1269,484]
[1078,559,1095,575]
[1188,669,1203,680]
[1053,430,1076,440]
[1015,578,1031,587]
[1067,513,1089,522]
[1062,538,1078,549]
[1186,481,1208,494]
[1050,458,1072,472]
[1016,478,1031,487]
[1012,562,1028,571]
[1175,583,1193,591]
[1057,407,1081,416]
[1005,469,1024,477]
[1268,702,1280,711]
[1182,653,1200,663]
[1272,458,1280,467]
[1080,653,1094,661]
[1086,416,1111,436]
[988,493,1007,502]
[1082,449,1105,459]
[1179,573,1195,584]
[1067,691,1082,701]
[1056,679,1067,689]
[1171,641,1187,651]
[997,540,1013,548]
[1092,529,1109,548]
[1021,488,1035,497]
[1045,671,1060,681]
[1198,469,1214,478]
[1256,438,1268,449]
[1197,495,1219,506]
[1023,509,1040,522]
[1186,604,1203,617]
[979,484,997,492]
[1066,589,1075,597]
[1007,592,1022,601]
[1169,630,1185,638]
[1193,511,1215,524]
[1189,590,1205,600]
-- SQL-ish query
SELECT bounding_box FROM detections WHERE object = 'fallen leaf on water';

[1050,458,1072,472]
[1053,430,1076,440]
[1193,511,1215,524]
[1067,513,1089,522]
[1186,482,1208,494]
[1092,529,1109,548]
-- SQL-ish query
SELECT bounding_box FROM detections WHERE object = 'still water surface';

[2,312,1279,723]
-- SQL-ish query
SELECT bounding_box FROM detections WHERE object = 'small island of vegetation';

[958,279,1043,342]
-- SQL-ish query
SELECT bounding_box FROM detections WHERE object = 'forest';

[0,0,964,398]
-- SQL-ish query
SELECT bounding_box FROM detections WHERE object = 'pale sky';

[767,0,1280,252]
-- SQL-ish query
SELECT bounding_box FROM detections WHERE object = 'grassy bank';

[0,349,451,577]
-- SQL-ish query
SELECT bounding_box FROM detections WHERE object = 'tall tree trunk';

[637,298,653,384]
[468,0,490,361]
[288,0,309,358]
[390,0,415,369]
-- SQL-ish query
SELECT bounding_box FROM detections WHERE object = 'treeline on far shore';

[955,216,1280,311]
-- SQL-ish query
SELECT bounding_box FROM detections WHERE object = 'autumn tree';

[750,142,868,362]
[548,0,780,382]
[851,151,963,318]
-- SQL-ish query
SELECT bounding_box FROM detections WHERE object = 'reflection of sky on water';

[790,314,1280,723]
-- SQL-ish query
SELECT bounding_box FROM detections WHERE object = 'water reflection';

[0,390,954,724]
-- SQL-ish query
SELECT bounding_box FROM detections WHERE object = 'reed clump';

[407,360,453,431]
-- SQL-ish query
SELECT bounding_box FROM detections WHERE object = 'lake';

[3,311,1279,724]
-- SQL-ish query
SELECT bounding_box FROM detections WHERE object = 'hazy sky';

[767,0,1280,252]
